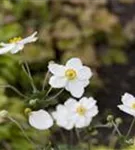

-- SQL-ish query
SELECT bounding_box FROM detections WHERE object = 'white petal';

[10,44,24,54]
[19,31,38,45]
[29,109,53,130]
[0,44,15,55]
[49,76,67,88]
[52,105,74,130]
[78,66,93,80]
[118,105,135,117]
[79,97,97,110]
[121,93,135,107]
[0,42,11,47]
[66,80,85,98]
[64,98,77,112]
[82,80,90,87]
[86,106,99,118]
[66,58,82,70]
[74,116,87,128]
[48,63,66,76]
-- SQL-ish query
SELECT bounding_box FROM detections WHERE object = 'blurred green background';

[1,0,135,149]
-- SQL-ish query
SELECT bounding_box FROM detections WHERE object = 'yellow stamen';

[132,103,135,109]
[76,105,87,116]
[9,37,22,43]
[65,69,77,80]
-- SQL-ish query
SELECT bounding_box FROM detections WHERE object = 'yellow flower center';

[76,105,87,116]
[132,103,135,109]
[9,37,22,43]
[65,69,77,80]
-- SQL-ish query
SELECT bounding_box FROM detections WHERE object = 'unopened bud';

[49,61,55,65]
[29,99,38,106]
[0,110,8,118]
[107,115,114,122]
[115,118,122,125]
[24,108,32,115]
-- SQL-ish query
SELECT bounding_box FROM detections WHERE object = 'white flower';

[0,31,38,54]
[118,93,135,117]
[52,97,98,129]
[48,58,92,98]
[52,105,74,130]
[29,109,53,130]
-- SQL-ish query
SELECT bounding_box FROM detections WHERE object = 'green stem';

[8,116,37,148]
[75,128,81,142]
[47,89,64,101]
[0,84,28,98]
[46,87,53,97]
[126,117,135,138]
[112,120,122,137]
[95,124,111,129]
[42,71,49,91]
[22,63,37,93]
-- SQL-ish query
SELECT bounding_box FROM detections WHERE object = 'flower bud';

[0,110,8,118]
[29,99,38,106]
[107,115,114,122]
[24,108,32,115]
[115,118,123,125]
[49,61,55,65]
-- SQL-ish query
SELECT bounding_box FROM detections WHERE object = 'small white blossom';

[118,93,135,117]
[29,109,53,130]
[52,97,98,129]
[52,105,74,130]
[0,32,38,54]
[48,58,92,98]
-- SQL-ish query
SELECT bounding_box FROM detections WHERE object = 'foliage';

[0,0,135,149]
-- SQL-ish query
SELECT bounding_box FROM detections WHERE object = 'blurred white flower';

[52,97,98,129]
[52,105,74,130]
[0,31,38,54]
[48,58,92,98]
[29,109,53,130]
[118,93,135,117]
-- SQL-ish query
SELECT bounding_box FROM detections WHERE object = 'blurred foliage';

[0,0,135,149]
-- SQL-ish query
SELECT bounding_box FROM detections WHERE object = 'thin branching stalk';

[111,120,122,137]
[47,89,64,101]
[126,117,135,138]
[75,128,81,143]
[95,124,111,128]
[0,84,28,98]
[8,116,37,149]
[21,64,37,93]
[46,87,53,97]
[42,71,50,91]
[20,50,37,93]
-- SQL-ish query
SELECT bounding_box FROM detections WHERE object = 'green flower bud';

[107,115,114,122]
[49,61,55,65]
[24,108,32,115]
[115,118,123,125]
[0,110,8,118]
[29,99,38,106]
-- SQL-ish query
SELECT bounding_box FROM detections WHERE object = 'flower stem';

[21,62,37,93]
[0,84,28,98]
[46,87,53,97]
[126,117,135,138]
[111,120,122,137]
[75,128,81,142]
[42,71,49,91]
[8,116,37,148]
[47,89,64,101]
